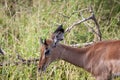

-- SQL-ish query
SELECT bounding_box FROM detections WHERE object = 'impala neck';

[59,44,89,68]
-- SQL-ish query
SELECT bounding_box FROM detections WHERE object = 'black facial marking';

[45,48,50,55]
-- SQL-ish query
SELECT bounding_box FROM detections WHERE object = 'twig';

[91,13,102,41]
[79,7,101,42]
[70,42,94,47]
[16,54,39,65]
[0,47,5,55]
[0,49,39,66]
[65,6,102,42]
[65,15,92,32]
[71,8,88,14]
[0,57,39,66]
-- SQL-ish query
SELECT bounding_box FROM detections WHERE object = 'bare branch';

[0,47,6,55]
[79,7,102,42]
[70,42,94,47]
[90,13,102,41]
[80,11,97,34]
[65,6,102,42]
[0,56,39,66]
[71,8,88,14]
[65,15,92,32]
[0,48,39,66]
[17,54,39,63]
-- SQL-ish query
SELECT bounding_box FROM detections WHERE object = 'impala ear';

[52,25,65,47]
[53,25,64,33]
[40,38,47,45]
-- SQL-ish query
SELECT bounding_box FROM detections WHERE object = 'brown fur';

[38,40,120,80]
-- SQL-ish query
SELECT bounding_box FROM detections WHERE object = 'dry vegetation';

[0,0,120,80]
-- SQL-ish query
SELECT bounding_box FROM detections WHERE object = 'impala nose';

[38,67,41,72]
[38,66,46,72]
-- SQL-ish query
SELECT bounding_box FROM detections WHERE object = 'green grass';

[0,0,120,80]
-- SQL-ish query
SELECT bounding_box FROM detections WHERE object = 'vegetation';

[0,0,120,80]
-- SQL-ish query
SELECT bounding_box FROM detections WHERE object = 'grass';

[0,0,120,80]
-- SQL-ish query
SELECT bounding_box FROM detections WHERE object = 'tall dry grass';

[0,0,120,80]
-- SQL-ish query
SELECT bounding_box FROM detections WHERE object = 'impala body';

[38,39,120,80]
[38,26,120,80]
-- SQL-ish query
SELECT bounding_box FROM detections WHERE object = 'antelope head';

[38,25,64,72]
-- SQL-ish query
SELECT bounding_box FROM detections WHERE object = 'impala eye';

[45,48,50,55]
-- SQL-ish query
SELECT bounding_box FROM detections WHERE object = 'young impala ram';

[38,25,120,80]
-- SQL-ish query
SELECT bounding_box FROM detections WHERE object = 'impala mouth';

[38,65,47,72]
[38,67,45,72]
[38,60,51,72]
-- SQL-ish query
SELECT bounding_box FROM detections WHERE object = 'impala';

[38,25,120,80]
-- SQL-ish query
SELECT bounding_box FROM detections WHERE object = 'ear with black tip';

[51,25,65,47]
[40,38,47,45]
[54,25,64,33]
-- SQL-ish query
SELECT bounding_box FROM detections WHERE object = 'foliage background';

[0,0,120,80]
